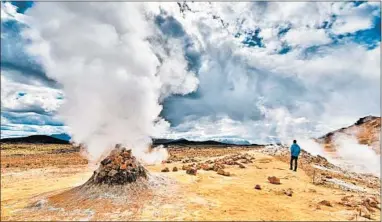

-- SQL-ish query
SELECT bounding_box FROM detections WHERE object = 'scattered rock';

[268,176,281,185]
[255,184,261,190]
[182,165,189,171]
[284,188,293,197]
[319,200,332,207]
[213,163,225,172]
[358,205,371,219]
[362,197,379,212]
[101,158,112,166]
[201,164,213,171]
[236,162,246,168]
[108,169,118,177]
[161,167,170,172]
[217,169,230,176]
[186,167,197,175]
[172,167,178,172]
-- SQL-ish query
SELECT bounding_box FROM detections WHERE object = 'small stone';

[217,169,225,175]
[172,167,178,172]
[217,169,230,176]
[255,184,261,190]
[108,169,118,177]
[358,205,371,219]
[161,167,170,172]
[201,164,209,171]
[186,167,197,175]
[284,188,293,197]
[213,163,225,171]
[268,176,281,185]
[236,162,246,168]
[120,163,127,170]
[99,171,107,178]
[182,165,188,170]
[101,158,112,165]
[319,200,332,207]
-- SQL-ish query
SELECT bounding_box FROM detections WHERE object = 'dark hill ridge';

[0,135,69,144]
[152,138,246,146]
[0,135,258,146]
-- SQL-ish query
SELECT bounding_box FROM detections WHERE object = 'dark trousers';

[290,156,298,171]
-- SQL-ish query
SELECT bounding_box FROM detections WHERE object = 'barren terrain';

[1,143,380,221]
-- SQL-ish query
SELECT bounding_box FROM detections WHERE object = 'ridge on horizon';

[1,116,379,146]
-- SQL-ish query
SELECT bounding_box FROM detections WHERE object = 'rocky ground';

[1,143,380,221]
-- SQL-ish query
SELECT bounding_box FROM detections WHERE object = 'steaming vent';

[85,145,148,186]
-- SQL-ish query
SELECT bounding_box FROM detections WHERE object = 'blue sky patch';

[242,29,264,48]
[10,1,34,14]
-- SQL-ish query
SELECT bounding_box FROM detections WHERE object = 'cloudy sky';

[1,1,380,145]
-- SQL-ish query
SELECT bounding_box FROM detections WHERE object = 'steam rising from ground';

[333,133,380,177]
[22,2,198,163]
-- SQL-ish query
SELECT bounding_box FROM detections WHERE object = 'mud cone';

[84,146,148,186]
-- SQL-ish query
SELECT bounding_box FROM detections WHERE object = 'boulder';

[213,163,225,172]
[186,167,197,175]
[201,164,212,171]
[161,167,170,172]
[268,176,281,185]
[319,200,332,207]
[255,184,261,190]
[172,167,178,172]
[217,169,230,176]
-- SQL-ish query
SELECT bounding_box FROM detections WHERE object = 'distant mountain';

[152,138,257,146]
[50,133,71,141]
[0,135,69,144]
[317,115,381,154]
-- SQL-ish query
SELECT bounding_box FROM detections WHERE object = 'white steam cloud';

[332,133,380,177]
[22,2,198,163]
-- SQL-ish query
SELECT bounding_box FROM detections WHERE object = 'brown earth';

[1,143,380,221]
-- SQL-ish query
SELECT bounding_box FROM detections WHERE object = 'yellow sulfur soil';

[1,146,380,221]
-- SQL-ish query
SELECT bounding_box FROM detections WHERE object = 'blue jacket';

[290,144,301,157]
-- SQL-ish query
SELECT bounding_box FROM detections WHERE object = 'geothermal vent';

[84,145,148,186]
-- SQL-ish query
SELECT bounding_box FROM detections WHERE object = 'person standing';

[290,140,301,172]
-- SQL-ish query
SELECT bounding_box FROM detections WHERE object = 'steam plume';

[22,2,198,163]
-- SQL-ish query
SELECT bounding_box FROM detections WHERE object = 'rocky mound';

[317,116,380,154]
[84,146,148,186]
